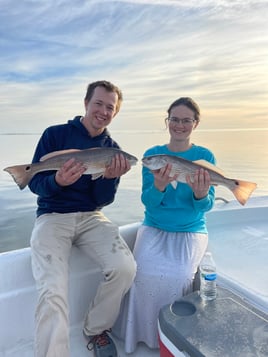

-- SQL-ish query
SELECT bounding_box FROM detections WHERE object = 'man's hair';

[167,97,200,122]
[85,80,123,114]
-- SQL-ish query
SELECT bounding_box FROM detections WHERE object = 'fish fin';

[3,164,35,190]
[170,180,178,189]
[40,149,82,162]
[230,180,257,205]
[193,160,225,176]
[91,172,104,180]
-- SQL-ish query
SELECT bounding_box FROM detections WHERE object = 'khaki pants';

[30,211,136,357]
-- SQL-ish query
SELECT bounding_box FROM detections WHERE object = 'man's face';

[84,86,118,135]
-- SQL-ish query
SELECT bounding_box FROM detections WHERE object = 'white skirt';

[114,225,208,353]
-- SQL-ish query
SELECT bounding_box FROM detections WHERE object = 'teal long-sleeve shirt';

[141,144,216,233]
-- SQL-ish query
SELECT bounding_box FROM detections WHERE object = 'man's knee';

[107,255,136,286]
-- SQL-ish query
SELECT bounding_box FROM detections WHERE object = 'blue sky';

[1,0,268,133]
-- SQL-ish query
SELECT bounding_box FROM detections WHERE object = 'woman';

[116,97,216,353]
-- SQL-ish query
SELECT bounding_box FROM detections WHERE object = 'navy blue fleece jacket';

[28,116,121,217]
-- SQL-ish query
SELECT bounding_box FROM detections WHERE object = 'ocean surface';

[1,128,268,253]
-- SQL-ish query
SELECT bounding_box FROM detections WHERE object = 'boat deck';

[1,196,268,356]
[6,326,160,357]
[71,329,160,357]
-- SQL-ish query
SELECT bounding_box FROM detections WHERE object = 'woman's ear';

[193,120,199,129]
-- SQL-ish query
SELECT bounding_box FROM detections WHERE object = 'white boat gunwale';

[0,196,268,356]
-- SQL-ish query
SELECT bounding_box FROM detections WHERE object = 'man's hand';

[55,158,86,186]
[104,154,131,179]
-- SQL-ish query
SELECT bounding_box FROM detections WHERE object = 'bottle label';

[203,273,217,281]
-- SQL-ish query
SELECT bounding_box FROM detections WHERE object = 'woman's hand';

[151,163,178,192]
[186,168,211,199]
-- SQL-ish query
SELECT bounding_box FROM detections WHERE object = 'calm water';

[1,128,268,252]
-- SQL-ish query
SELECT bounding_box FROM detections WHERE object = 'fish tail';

[3,164,35,190]
[230,179,257,205]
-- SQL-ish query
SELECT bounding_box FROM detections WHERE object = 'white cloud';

[0,0,268,132]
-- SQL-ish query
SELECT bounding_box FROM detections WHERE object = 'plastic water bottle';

[200,251,217,301]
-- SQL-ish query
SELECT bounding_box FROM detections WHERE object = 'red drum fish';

[4,147,138,190]
[142,154,257,205]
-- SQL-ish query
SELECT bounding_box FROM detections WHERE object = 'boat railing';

[215,196,229,203]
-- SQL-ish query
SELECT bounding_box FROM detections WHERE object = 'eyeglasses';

[167,117,196,126]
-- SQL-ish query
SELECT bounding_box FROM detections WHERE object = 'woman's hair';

[167,97,200,122]
[85,80,123,114]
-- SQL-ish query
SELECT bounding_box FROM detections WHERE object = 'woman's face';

[167,104,198,141]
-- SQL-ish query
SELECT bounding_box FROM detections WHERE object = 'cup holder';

[171,301,196,316]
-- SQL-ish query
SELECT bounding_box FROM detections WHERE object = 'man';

[29,80,137,357]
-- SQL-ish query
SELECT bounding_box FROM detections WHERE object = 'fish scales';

[4,147,138,190]
[142,154,257,206]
